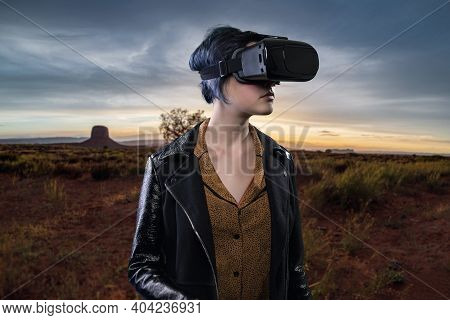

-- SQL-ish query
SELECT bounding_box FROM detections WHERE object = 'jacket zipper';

[165,182,220,300]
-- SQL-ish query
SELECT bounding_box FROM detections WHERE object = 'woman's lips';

[262,94,274,100]
[261,92,275,99]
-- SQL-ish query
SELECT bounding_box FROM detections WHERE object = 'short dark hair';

[189,25,270,104]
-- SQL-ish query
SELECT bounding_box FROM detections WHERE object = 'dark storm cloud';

[0,0,449,142]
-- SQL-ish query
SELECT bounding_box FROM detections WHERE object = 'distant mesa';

[325,148,355,154]
[79,125,126,149]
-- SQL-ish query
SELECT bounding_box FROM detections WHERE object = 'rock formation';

[79,125,126,149]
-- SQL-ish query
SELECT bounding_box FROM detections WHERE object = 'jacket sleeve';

[286,153,313,300]
[128,155,189,300]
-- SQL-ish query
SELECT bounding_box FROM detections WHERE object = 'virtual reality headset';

[199,35,319,85]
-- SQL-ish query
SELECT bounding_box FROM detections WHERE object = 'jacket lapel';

[255,129,291,299]
[162,122,218,279]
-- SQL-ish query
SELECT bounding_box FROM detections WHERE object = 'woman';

[128,25,312,300]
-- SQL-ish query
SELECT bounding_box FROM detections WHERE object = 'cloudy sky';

[0,0,449,153]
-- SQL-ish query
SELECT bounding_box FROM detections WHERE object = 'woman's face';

[220,41,278,116]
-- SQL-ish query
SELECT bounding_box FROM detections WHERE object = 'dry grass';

[340,212,375,256]
[43,178,67,210]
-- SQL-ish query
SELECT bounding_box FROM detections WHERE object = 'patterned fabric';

[194,117,272,300]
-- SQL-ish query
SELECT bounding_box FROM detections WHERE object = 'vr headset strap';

[199,58,242,80]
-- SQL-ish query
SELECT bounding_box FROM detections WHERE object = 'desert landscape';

[0,142,448,299]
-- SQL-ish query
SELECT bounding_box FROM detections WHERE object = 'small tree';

[159,108,207,143]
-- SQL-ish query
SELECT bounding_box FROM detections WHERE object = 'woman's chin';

[242,102,274,116]
[258,103,274,115]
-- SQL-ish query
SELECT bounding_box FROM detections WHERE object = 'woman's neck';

[206,104,252,151]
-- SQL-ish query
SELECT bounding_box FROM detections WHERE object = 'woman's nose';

[268,80,279,87]
[259,80,279,90]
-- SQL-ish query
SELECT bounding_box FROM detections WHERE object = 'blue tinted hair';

[189,25,270,104]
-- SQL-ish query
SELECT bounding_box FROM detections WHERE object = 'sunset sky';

[0,0,449,154]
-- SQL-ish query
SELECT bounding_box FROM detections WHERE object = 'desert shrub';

[302,218,331,266]
[378,162,406,190]
[313,157,340,172]
[304,174,337,210]
[43,178,66,210]
[90,163,119,180]
[365,263,405,296]
[14,156,55,177]
[334,164,384,211]
[0,153,19,162]
[311,261,338,299]
[115,162,136,177]
[54,162,83,179]
[0,160,14,173]
[127,166,140,177]
[333,160,350,173]
[425,171,444,193]
[67,157,79,164]
[340,212,375,256]
[401,160,450,183]
[299,159,325,183]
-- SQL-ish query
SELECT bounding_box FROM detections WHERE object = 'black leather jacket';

[128,120,312,299]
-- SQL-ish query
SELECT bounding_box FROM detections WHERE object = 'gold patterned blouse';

[193,117,272,300]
